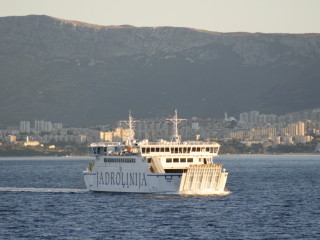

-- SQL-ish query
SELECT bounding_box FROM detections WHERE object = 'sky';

[1,0,320,33]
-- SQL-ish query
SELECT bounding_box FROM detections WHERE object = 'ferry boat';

[83,111,228,194]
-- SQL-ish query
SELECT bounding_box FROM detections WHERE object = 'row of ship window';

[92,147,219,155]
[104,158,136,163]
[141,147,218,154]
[166,158,193,163]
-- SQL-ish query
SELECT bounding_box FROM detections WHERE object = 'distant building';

[296,121,305,136]
[34,120,53,132]
[100,131,113,142]
[239,112,249,124]
[24,141,40,146]
[100,128,134,142]
[224,113,236,122]
[249,111,259,124]
[75,135,87,144]
[271,136,281,145]
[53,123,63,130]
[294,136,313,144]
[20,121,31,133]
[266,114,277,124]
[228,130,244,139]
[288,121,305,136]
[258,114,267,125]
[280,127,289,136]
[282,136,294,145]
[5,135,16,143]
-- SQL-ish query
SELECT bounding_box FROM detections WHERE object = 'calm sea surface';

[0,155,319,240]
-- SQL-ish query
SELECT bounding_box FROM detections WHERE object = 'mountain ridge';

[0,15,320,126]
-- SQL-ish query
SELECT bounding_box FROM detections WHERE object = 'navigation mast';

[167,109,186,143]
[120,110,137,145]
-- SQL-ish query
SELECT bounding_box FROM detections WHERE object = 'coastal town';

[1,108,320,156]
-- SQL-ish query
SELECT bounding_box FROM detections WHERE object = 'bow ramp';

[179,164,228,194]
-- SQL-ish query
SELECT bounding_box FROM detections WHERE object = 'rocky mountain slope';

[1,15,320,126]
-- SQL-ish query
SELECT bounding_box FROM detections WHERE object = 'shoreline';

[0,155,92,159]
[1,153,319,158]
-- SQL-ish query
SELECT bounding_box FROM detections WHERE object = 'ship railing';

[139,141,219,146]
[89,142,123,147]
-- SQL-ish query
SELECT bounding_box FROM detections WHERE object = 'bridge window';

[180,158,186,163]
[187,158,193,163]
[166,158,172,163]
[173,158,179,163]
[92,147,96,154]
[97,147,101,154]
[165,148,170,152]
[171,147,179,153]
[192,147,201,152]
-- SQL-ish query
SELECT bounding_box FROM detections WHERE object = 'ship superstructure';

[140,110,221,173]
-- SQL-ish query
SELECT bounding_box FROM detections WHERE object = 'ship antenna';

[167,109,186,143]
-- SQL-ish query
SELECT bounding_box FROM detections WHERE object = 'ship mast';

[167,109,186,143]
[120,110,137,145]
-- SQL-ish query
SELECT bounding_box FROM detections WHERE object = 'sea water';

[0,155,319,239]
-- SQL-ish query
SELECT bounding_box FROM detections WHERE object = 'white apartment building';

[34,120,53,132]
[20,121,31,133]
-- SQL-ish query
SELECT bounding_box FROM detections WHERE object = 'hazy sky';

[1,0,320,33]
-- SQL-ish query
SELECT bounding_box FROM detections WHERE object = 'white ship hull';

[83,156,228,194]
[84,172,182,193]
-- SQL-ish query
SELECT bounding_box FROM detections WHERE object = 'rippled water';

[0,155,320,239]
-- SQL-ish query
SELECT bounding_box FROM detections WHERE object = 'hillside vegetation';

[1,15,320,126]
